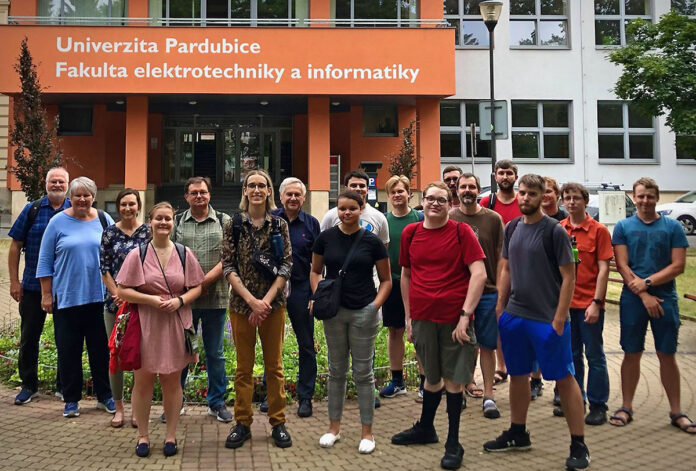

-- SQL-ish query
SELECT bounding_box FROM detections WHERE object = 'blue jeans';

[569,308,609,409]
[180,308,228,408]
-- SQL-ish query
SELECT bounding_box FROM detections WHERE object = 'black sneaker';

[297,398,312,418]
[585,405,607,426]
[530,379,543,400]
[391,421,439,445]
[272,423,293,448]
[566,441,590,470]
[225,424,251,449]
[483,429,532,452]
[259,396,268,413]
[440,443,464,470]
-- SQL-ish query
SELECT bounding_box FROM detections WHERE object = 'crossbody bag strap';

[339,228,366,277]
[151,242,187,329]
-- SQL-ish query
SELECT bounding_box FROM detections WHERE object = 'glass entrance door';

[223,129,281,183]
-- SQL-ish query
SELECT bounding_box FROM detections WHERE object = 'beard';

[47,189,67,199]
[520,200,541,215]
[459,193,477,206]
[498,179,514,191]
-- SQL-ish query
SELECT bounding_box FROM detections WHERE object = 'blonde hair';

[633,177,660,198]
[239,170,276,212]
[544,176,560,196]
[385,175,411,194]
[148,201,174,220]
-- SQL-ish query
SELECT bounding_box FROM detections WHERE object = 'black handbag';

[311,228,366,321]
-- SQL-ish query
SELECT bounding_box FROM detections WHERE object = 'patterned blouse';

[220,212,292,316]
[100,223,152,313]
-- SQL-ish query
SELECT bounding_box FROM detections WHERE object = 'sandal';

[110,416,124,428]
[670,413,696,434]
[465,382,484,399]
[482,397,500,419]
[493,370,508,385]
[609,407,633,427]
[131,417,138,428]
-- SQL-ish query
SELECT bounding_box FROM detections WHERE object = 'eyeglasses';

[188,190,209,197]
[424,196,449,205]
[443,177,459,183]
[246,182,268,190]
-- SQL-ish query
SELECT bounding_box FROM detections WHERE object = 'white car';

[657,191,696,235]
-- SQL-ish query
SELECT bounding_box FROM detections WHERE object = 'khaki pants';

[230,306,286,426]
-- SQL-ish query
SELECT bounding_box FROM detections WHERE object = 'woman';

[310,190,391,454]
[36,176,116,418]
[100,188,151,428]
[220,170,293,450]
[116,202,204,457]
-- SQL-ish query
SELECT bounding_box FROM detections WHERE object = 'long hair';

[239,170,276,212]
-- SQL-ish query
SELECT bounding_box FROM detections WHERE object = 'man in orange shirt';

[558,183,613,426]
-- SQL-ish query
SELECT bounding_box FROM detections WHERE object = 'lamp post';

[480,0,503,194]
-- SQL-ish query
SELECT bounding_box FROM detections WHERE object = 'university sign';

[0,26,454,95]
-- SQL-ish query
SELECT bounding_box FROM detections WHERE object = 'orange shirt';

[560,214,614,309]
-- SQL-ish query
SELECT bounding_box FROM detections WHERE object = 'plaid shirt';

[221,212,292,316]
[172,205,231,309]
[8,196,71,292]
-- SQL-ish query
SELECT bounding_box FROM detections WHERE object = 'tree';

[609,12,696,135]
[9,37,63,202]
[387,120,418,180]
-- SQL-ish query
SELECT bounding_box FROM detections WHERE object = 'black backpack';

[504,216,561,283]
[138,242,187,271]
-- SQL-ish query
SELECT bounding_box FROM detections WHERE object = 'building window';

[440,100,491,161]
[332,0,418,27]
[511,101,571,160]
[443,0,489,47]
[38,0,128,24]
[58,105,93,135]
[594,0,652,46]
[510,0,569,47]
[363,105,398,137]
[676,135,696,160]
[151,0,309,26]
[672,0,696,17]
[597,101,656,160]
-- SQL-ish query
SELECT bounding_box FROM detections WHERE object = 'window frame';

[671,1,696,18]
[676,134,696,163]
[439,99,492,163]
[154,0,307,26]
[510,100,573,162]
[443,0,491,49]
[509,0,571,49]
[37,0,129,25]
[362,105,399,137]
[331,0,419,27]
[594,0,654,48]
[57,105,94,136]
[596,101,658,163]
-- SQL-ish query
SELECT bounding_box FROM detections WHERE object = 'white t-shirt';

[320,203,390,246]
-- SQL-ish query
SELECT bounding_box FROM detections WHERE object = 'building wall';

[446,0,693,192]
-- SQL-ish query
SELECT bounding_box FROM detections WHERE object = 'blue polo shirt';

[271,207,320,284]
[8,196,71,292]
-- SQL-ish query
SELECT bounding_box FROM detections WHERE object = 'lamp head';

[480,0,503,30]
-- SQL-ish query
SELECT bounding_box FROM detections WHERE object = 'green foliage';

[387,120,418,180]
[609,12,696,135]
[8,37,64,202]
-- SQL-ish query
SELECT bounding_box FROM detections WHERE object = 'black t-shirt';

[313,226,389,310]
[549,207,568,221]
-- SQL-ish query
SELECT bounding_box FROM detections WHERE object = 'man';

[442,166,463,208]
[543,177,568,222]
[556,182,612,425]
[483,174,589,471]
[8,167,71,405]
[610,177,694,433]
[172,176,233,422]
[449,173,504,419]
[270,177,320,417]
[392,181,486,470]
[379,175,422,400]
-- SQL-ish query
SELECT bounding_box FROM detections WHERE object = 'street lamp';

[480,0,503,194]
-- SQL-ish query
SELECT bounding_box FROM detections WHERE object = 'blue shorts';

[498,312,574,381]
[619,289,680,354]
[474,292,498,350]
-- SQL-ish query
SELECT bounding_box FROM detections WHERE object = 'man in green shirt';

[379,175,423,400]
[172,176,233,423]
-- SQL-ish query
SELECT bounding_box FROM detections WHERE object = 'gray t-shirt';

[502,215,573,323]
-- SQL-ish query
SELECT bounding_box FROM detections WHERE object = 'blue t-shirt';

[36,211,115,310]
[612,215,689,298]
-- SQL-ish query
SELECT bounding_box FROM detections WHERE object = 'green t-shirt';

[386,208,421,280]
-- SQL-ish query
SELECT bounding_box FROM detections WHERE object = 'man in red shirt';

[391,181,487,470]
[557,182,613,426]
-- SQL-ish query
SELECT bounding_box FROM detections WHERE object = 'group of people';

[7,162,693,469]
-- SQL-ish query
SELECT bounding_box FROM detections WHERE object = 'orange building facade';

[0,1,454,219]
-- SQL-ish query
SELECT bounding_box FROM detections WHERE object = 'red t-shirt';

[399,219,485,324]
[479,194,522,224]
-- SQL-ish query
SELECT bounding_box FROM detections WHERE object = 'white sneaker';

[358,436,375,454]
[319,432,341,448]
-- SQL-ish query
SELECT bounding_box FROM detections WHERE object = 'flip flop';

[111,416,124,428]
[494,370,508,385]
[609,407,633,426]
[670,413,696,434]
[465,382,484,399]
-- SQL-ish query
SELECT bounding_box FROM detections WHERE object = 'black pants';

[18,290,47,392]
[53,302,112,403]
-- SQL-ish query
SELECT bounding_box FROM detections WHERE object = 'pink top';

[116,245,205,374]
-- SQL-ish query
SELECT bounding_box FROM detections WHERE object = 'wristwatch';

[460,310,473,318]
[592,298,603,305]
[645,278,653,287]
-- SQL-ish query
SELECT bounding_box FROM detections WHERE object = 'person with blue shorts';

[483,174,590,471]
[610,177,695,434]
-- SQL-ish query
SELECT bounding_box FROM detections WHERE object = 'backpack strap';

[232,212,244,247]
[487,193,497,210]
[215,210,225,231]
[21,200,43,241]
[503,216,522,246]
[138,243,148,265]
[504,216,561,283]
[138,242,186,273]
[97,209,108,230]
